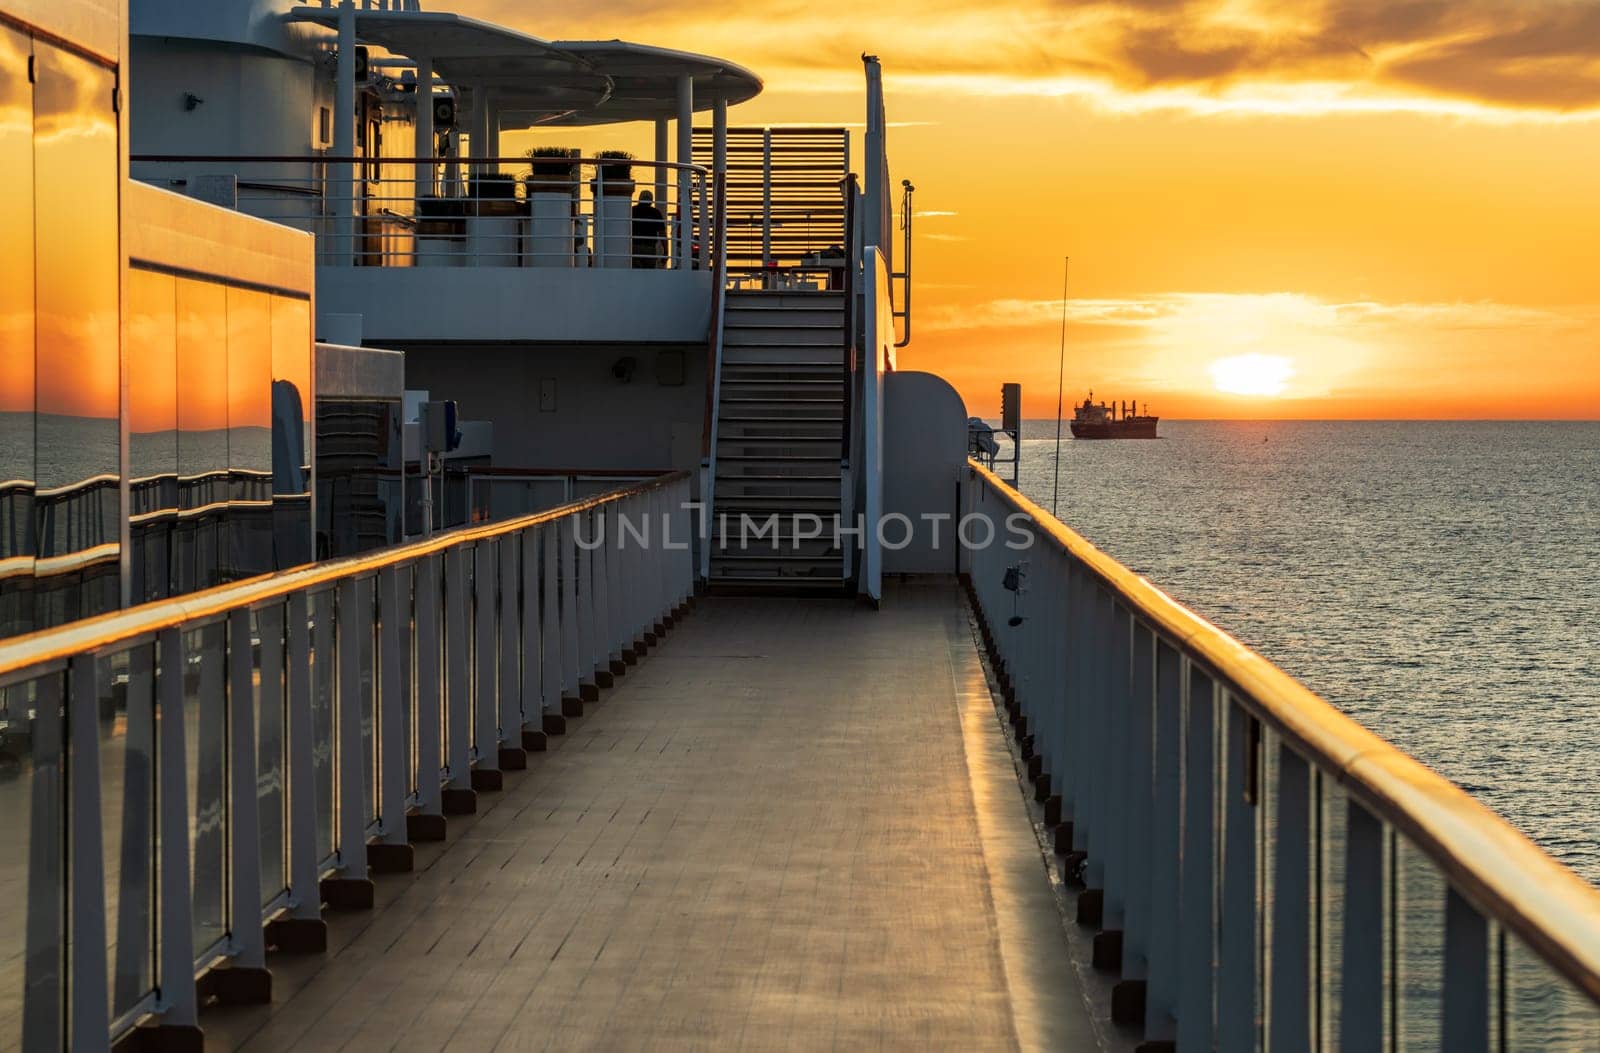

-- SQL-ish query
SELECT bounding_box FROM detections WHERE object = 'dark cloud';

[452,0,1600,112]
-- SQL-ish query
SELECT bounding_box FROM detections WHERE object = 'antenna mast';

[1052,257,1069,518]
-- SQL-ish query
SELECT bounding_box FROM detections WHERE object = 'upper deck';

[127,1,770,346]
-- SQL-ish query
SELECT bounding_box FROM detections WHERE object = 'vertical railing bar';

[155,629,200,1027]
[498,536,521,761]
[377,567,408,843]
[1341,797,1384,1052]
[560,515,580,708]
[542,524,562,726]
[285,594,321,919]
[445,546,472,788]
[473,542,499,774]
[336,577,370,879]
[1177,665,1217,1050]
[1442,887,1490,1053]
[1270,744,1312,1050]
[113,645,156,1014]
[413,556,444,817]
[521,528,543,745]
[1145,638,1182,1040]
[1217,699,1260,1052]
[226,609,267,968]
[68,655,111,1047]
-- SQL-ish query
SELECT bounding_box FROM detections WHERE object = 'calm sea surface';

[1013,421,1600,884]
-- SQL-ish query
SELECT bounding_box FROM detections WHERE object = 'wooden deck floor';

[203,580,1098,1051]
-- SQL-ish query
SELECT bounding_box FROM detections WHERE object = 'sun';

[1209,354,1294,396]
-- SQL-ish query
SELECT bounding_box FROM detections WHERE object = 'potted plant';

[523,146,579,196]
[593,149,635,196]
[591,150,637,267]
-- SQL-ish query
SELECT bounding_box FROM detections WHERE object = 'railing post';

[576,512,598,699]
[68,655,110,1046]
[114,645,156,1014]
[1342,798,1385,1052]
[560,514,580,712]
[335,576,370,887]
[226,609,268,974]
[1178,666,1217,1050]
[155,629,200,1030]
[1102,602,1133,948]
[445,546,473,792]
[413,556,445,818]
[1145,640,1182,1041]
[377,567,409,847]
[284,594,323,921]
[498,536,522,764]
[21,673,63,1050]
[1270,745,1313,1050]
[521,528,544,746]
[542,524,564,727]
[1217,700,1260,1052]
[591,511,614,681]
[1442,888,1490,1052]
[473,542,500,778]
[1117,621,1156,1016]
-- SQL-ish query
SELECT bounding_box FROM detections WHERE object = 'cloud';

[922,291,1595,334]
[456,0,1600,117]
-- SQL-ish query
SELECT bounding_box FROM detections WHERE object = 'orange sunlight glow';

[1209,354,1295,396]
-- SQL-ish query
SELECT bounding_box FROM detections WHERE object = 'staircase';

[708,289,849,592]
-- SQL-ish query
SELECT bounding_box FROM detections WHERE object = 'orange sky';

[466,0,1600,418]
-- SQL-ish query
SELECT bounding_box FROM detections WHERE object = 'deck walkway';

[204,580,1099,1051]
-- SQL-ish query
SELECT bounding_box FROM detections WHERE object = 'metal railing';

[131,156,712,272]
[0,473,695,1047]
[962,460,1600,1048]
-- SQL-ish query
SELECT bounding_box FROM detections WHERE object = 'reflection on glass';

[129,269,180,604]
[185,622,227,953]
[316,399,403,559]
[227,288,273,578]
[32,42,119,628]
[101,648,156,1020]
[0,26,36,638]
[270,296,312,569]
[176,279,229,594]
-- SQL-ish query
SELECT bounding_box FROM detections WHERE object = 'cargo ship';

[1069,392,1159,438]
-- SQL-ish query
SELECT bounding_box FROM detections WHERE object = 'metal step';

[724,326,843,348]
[722,345,845,366]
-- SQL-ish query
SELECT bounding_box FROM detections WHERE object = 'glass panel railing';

[0,673,64,1051]
[1504,932,1600,1049]
[309,588,336,864]
[100,645,156,1021]
[182,621,227,956]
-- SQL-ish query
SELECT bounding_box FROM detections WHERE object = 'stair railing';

[699,169,729,581]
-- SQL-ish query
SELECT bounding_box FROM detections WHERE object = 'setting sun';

[1209,354,1294,396]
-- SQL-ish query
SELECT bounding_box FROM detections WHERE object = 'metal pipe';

[334,0,357,263]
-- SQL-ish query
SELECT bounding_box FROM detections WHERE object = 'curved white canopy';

[287,8,761,127]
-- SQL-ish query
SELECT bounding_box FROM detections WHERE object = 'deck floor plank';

[204,581,1096,1051]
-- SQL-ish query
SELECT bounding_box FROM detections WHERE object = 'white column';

[712,98,728,273]
[334,0,358,265]
[468,86,486,178]
[675,74,694,268]
[654,117,670,208]
[414,54,434,199]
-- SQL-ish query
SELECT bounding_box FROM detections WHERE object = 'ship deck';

[198,580,1102,1051]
